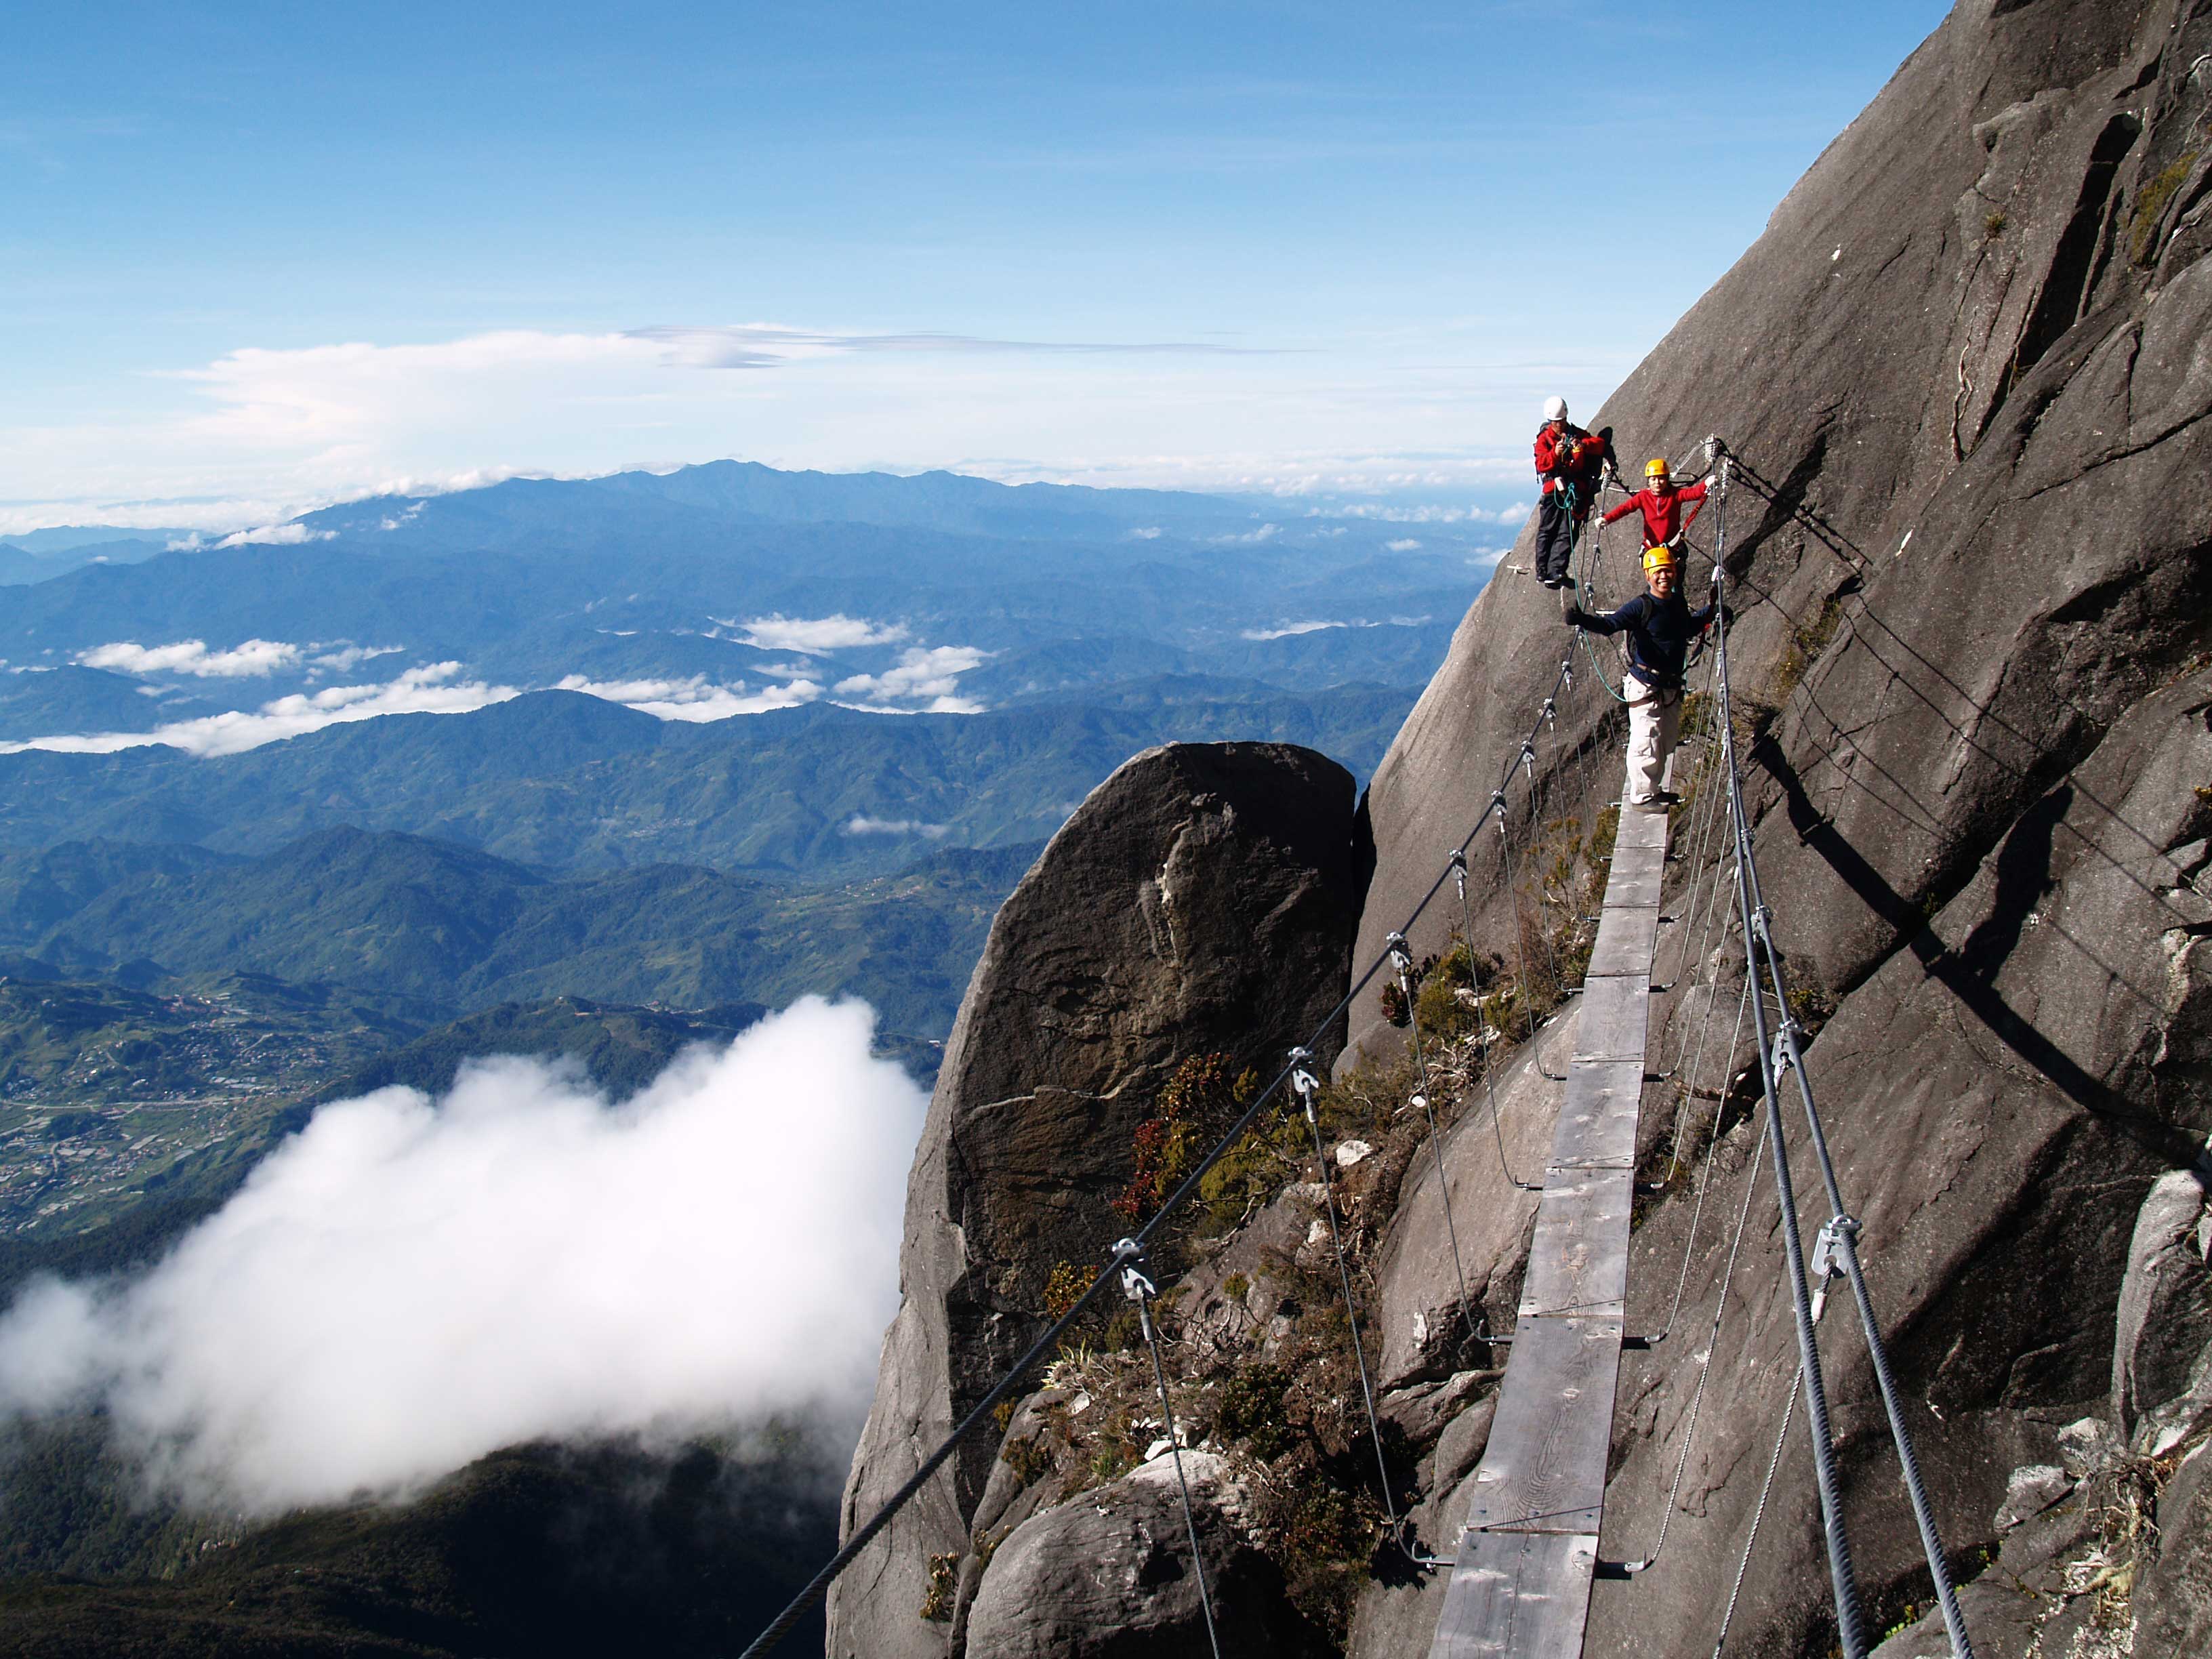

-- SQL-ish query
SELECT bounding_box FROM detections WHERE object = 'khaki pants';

[1625,683,1682,804]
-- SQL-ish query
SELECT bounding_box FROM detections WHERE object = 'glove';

[1563,604,1589,628]
[1722,604,1737,628]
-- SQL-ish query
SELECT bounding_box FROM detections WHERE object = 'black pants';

[1536,495,1580,584]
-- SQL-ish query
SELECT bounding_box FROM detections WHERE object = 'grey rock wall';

[1346,1,2212,1654]
[828,741,1363,1659]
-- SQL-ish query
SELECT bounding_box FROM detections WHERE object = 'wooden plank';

[1456,1316,1625,1534]
[1570,972,1649,1063]
[1518,1168,1633,1319]
[1550,1060,1643,1170]
[1582,904,1660,979]
[1428,800,1663,1659]
[1431,1530,1601,1659]
[1599,852,1662,909]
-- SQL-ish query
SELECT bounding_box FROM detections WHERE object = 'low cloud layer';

[733,613,909,653]
[79,638,302,678]
[1,663,513,757]
[0,998,924,1513]
[832,645,989,714]
[554,673,825,721]
[843,815,949,838]
[1240,619,1344,640]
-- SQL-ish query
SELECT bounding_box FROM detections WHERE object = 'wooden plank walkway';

[1428,801,1668,1658]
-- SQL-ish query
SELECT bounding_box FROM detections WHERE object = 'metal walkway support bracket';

[1429,800,1668,1658]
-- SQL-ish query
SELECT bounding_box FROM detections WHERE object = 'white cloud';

[733,614,909,653]
[308,643,405,672]
[0,663,512,758]
[78,638,302,678]
[0,998,924,1512]
[1385,537,1422,551]
[1208,523,1280,545]
[1241,620,1346,641]
[554,674,823,722]
[830,645,989,707]
[1127,527,1162,540]
[842,815,951,838]
[214,523,336,548]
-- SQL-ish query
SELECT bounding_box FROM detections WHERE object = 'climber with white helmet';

[1530,396,1614,590]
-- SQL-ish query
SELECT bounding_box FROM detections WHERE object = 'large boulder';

[962,1454,1332,1659]
[829,742,1364,1659]
[2114,1168,2212,1432]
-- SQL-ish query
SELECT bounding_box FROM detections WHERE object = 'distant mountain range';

[3,826,1034,1036]
[0,682,1411,879]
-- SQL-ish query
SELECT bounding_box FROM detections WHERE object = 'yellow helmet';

[1644,457,1671,480]
[1642,544,1678,573]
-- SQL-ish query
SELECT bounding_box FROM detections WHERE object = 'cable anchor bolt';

[1287,1046,1322,1125]
[1387,929,1414,978]
[1113,1237,1158,1304]
[1808,1215,1860,1322]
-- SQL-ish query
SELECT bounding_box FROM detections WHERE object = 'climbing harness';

[1118,1238,1223,1659]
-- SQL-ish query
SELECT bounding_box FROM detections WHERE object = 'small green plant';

[1786,981,1836,1038]
[2130,150,2199,265]
[918,1551,960,1621]
[1984,208,2007,239]
[1769,590,1847,704]
[1112,1052,1249,1223]
[1000,1434,1052,1486]
[1214,1363,1296,1461]
[1041,1260,1090,1321]
[1222,1271,1250,1303]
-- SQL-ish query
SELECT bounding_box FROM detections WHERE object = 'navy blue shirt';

[1578,589,1716,689]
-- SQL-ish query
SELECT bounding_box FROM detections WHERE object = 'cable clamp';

[1769,1032,1795,1080]
[1287,1048,1322,1120]
[1542,698,1556,727]
[1807,1215,1859,1323]
[1112,1237,1157,1303]
[1521,742,1536,775]
[1387,930,1413,979]
[1750,903,1775,945]
[1447,848,1467,873]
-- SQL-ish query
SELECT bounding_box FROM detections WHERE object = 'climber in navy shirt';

[1564,544,1725,809]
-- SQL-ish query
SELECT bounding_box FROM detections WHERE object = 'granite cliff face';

[1354,0,2212,1653]
[835,2,2212,1654]
[827,742,1363,1658]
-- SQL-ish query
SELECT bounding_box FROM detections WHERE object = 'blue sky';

[3,1,1949,531]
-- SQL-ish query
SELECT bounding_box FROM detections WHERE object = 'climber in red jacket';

[1601,457,1714,560]
[1532,396,1614,589]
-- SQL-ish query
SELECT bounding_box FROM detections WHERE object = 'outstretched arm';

[1565,596,1643,635]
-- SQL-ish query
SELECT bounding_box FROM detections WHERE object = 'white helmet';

[1542,395,1568,422]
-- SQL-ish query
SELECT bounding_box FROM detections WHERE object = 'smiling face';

[1647,562,1676,598]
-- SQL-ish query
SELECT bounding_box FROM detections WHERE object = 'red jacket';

[1533,423,1607,497]
[1603,480,1708,546]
